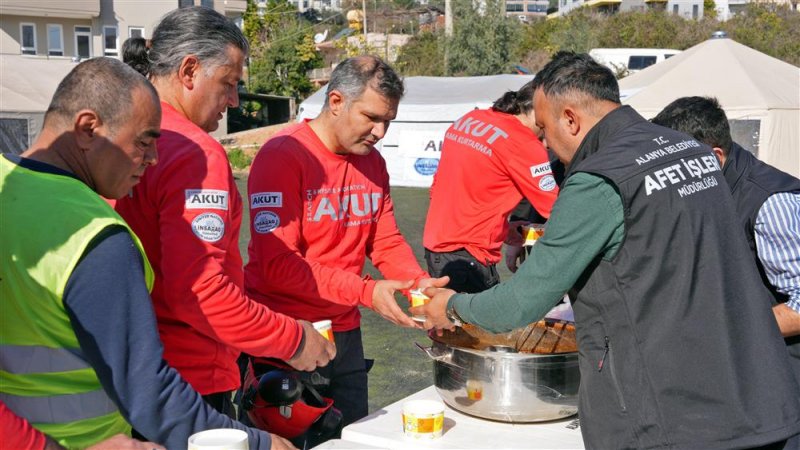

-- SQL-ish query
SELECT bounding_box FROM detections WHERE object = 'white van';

[589,48,682,75]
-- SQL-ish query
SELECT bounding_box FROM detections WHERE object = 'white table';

[311,439,382,449]
[339,386,584,449]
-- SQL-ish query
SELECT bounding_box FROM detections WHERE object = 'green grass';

[234,175,514,412]
[227,147,253,171]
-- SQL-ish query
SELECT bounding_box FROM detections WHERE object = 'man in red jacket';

[116,6,334,419]
[245,56,446,438]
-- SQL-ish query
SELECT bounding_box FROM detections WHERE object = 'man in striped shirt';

[652,96,800,376]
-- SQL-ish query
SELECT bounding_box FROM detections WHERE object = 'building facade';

[0,0,246,60]
[257,0,343,13]
[0,0,247,151]
[505,0,551,20]
[552,0,796,18]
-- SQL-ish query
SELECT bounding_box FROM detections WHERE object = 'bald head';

[45,57,158,133]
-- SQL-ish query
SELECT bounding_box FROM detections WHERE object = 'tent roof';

[298,74,535,121]
[620,38,800,115]
[1,55,78,113]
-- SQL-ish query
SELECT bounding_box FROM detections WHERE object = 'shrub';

[227,147,253,171]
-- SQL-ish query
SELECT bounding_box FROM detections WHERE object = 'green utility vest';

[0,156,154,449]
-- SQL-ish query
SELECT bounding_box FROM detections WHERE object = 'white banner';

[380,122,452,188]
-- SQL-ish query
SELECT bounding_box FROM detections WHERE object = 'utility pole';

[445,0,453,37]
[362,0,368,40]
[444,0,452,75]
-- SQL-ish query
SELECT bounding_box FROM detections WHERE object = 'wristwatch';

[446,305,464,327]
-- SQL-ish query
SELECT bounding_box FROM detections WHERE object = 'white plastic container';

[188,429,248,450]
[401,399,444,439]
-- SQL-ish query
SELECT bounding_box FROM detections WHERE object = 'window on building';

[201,0,214,8]
[75,26,91,59]
[528,3,548,12]
[129,27,144,38]
[673,4,679,14]
[104,26,118,56]
[692,4,699,18]
[20,23,36,55]
[179,0,194,7]
[506,3,524,11]
[47,24,64,56]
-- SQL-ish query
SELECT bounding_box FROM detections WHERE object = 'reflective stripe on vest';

[0,390,118,423]
[0,345,89,374]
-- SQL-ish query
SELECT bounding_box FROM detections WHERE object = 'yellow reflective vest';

[0,156,154,449]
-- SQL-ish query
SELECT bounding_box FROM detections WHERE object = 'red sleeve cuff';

[360,277,377,309]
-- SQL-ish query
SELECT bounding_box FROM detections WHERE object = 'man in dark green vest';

[414,52,800,449]
[0,57,291,449]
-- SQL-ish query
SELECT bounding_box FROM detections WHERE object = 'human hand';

[503,243,526,273]
[410,287,458,335]
[372,279,418,328]
[505,220,529,246]
[270,433,298,450]
[287,320,337,371]
[415,275,450,291]
[86,434,165,450]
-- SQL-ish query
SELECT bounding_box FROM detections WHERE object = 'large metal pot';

[421,326,580,423]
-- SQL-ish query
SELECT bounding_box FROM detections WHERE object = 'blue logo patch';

[414,158,439,176]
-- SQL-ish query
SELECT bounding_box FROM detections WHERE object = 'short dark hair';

[323,55,404,109]
[492,80,535,115]
[122,37,149,77]
[651,96,733,154]
[123,6,248,78]
[532,51,620,105]
[45,57,157,131]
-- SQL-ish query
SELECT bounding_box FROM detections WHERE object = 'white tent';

[0,55,78,154]
[297,74,535,187]
[620,38,800,177]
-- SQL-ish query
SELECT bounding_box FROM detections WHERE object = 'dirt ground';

[220,123,293,166]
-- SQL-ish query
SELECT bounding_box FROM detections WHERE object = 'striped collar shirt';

[755,191,800,313]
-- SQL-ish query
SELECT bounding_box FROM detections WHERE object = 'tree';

[598,10,713,49]
[444,0,524,75]
[723,3,800,67]
[244,0,322,100]
[703,0,718,20]
[395,31,446,76]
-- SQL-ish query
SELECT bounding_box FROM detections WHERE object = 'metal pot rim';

[430,335,578,361]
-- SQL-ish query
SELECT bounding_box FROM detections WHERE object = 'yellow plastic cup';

[466,379,483,400]
[312,320,333,341]
[401,400,444,439]
[521,224,545,246]
[410,289,430,322]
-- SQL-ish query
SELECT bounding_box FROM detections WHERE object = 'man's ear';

[563,107,580,136]
[327,90,345,116]
[712,147,726,167]
[74,109,101,149]
[178,55,200,90]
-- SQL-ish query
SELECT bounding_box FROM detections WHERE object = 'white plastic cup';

[313,320,333,341]
[401,399,444,440]
[187,429,248,450]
